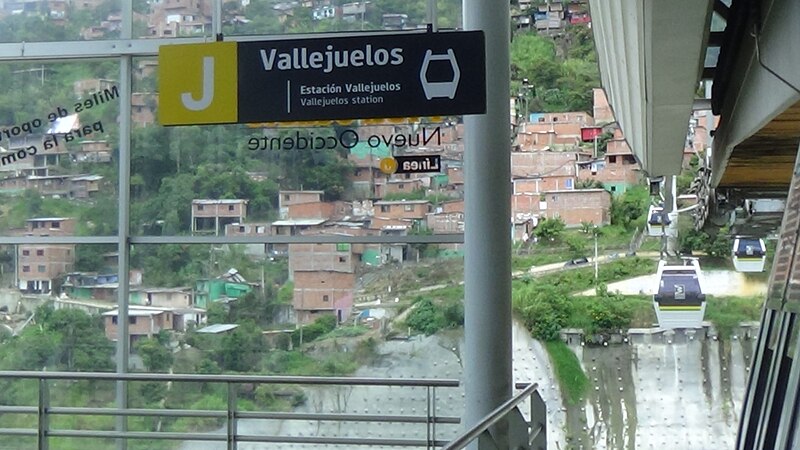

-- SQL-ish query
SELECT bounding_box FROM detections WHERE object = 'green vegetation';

[705,296,764,338]
[405,297,464,335]
[545,340,589,405]
[513,257,657,340]
[511,28,599,113]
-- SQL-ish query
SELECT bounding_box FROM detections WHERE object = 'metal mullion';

[115,9,133,447]
[227,383,236,450]
[38,378,49,450]
[130,234,464,245]
[774,317,800,447]
[754,311,794,449]
[0,30,434,61]
[738,308,778,449]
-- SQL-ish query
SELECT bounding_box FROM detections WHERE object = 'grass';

[566,294,655,330]
[544,340,589,405]
[705,295,764,338]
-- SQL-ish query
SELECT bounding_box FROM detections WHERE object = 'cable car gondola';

[653,259,706,329]
[647,205,670,237]
[732,237,767,272]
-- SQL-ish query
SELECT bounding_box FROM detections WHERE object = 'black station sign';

[237,31,485,122]
[160,31,485,125]
[393,155,442,174]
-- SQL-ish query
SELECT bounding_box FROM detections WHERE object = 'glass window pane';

[0,60,120,236]
[0,0,124,43]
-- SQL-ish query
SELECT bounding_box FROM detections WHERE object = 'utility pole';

[594,227,599,282]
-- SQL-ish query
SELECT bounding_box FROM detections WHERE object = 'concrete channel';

[179,318,757,450]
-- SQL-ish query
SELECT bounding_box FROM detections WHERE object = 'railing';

[0,371,461,449]
[442,383,546,450]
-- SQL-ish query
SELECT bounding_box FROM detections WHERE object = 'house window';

[112,316,118,324]
[609,155,617,163]
[380,205,390,213]
[239,226,245,232]
[129,317,137,324]
[51,221,60,228]
[404,205,414,212]
[228,205,234,211]
[22,265,30,273]
[323,295,330,302]
[197,204,204,211]
[22,250,29,256]
[38,265,46,273]
[398,184,405,189]
[284,194,291,201]
[565,178,574,190]
[339,256,347,263]
[36,249,44,256]
[610,186,617,192]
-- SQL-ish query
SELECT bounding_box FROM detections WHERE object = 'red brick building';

[17,217,76,294]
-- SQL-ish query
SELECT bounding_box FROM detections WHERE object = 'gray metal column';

[463,0,512,448]
[115,2,133,449]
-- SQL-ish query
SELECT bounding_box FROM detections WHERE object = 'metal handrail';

[0,371,462,449]
[441,382,541,450]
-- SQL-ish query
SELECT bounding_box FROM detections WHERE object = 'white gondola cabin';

[732,237,766,272]
[647,205,670,237]
[653,259,706,329]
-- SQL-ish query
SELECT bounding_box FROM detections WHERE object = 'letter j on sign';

[159,42,239,125]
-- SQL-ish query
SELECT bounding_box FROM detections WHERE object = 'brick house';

[17,217,76,294]
[289,241,356,324]
[103,306,177,348]
[191,199,247,235]
[225,222,271,237]
[131,93,157,127]
[379,178,426,197]
[75,140,112,163]
[577,128,642,195]
[427,200,465,234]
[279,190,324,219]
[511,150,590,193]
[371,200,431,231]
[147,0,212,38]
[536,189,611,226]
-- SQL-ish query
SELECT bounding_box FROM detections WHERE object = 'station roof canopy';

[589,0,800,198]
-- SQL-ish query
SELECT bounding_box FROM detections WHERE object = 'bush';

[586,286,632,334]
[442,301,464,327]
[292,314,337,346]
[514,285,571,341]
[406,298,446,335]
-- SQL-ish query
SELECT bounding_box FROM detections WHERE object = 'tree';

[218,322,264,372]
[135,337,173,373]
[610,186,650,230]
[42,307,114,371]
[406,298,446,335]
[533,217,566,242]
